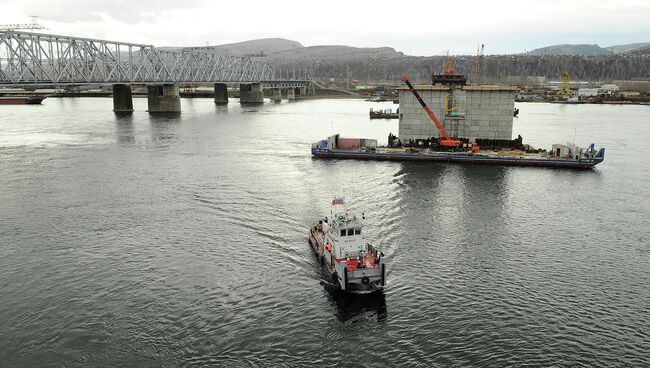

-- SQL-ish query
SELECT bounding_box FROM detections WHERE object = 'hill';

[527,44,612,56]
[605,42,650,54]
[160,38,650,82]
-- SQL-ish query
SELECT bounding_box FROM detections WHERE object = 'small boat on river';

[308,198,386,294]
[369,107,399,119]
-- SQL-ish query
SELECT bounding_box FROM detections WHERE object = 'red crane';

[400,75,463,148]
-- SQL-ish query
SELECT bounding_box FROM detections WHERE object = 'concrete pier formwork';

[214,83,228,104]
[112,84,134,112]
[239,83,264,104]
[398,85,516,142]
[147,84,181,113]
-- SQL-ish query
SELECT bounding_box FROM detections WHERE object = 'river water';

[1,97,649,367]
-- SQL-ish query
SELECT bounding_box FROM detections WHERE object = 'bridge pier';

[286,88,296,101]
[271,89,282,102]
[239,83,264,104]
[147,84,181,113]
[112,84,134,113]
[214,83,228,104]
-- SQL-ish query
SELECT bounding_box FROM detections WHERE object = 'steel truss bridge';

[0,31,307,88]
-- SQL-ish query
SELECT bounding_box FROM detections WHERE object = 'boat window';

[355,228,361,235]
[340,229,346,237]
[347,228,354,236]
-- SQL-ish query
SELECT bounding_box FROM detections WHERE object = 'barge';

[309,198,386,294]
[0,95,46,104]
[313,75,605,169]
[369,108,399,119]
[311,134,605,169]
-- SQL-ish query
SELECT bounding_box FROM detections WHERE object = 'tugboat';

[308,198,386,294]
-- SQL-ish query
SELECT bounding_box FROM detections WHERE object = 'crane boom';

[400,75,461,147]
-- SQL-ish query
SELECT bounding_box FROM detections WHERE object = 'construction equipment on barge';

[311,134,604,169]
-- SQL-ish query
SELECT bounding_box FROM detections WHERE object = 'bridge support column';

[239,83,264,104]
[271,89,282,102]
[214,83,228,104]
[286,88,296,101]
[299,86,307,96]
[147,84,181,113]
[113,84,134,113]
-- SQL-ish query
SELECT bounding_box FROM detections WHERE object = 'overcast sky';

[1,0,649,55]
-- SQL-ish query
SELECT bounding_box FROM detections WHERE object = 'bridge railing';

[0,31,276,85]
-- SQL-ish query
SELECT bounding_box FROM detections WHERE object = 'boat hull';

[0,96,46,105]
[369,112,399,119]
[312,148,604,169]
[309,228,384,294]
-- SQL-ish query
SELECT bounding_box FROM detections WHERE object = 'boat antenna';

[573,128,577,159]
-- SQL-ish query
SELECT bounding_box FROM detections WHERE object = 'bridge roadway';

[0,30,312,112]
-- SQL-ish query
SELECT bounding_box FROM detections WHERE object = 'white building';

[578,88,599,97]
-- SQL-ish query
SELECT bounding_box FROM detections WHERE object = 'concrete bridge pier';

[147,84,181,113]
[239,83,264,104]
[113,84,134,113]
[271,89,282,102]
[299,86,307,96]
[286,88,296,101]
[214,83,228,104]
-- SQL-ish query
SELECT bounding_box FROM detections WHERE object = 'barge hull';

[312,148,604,169]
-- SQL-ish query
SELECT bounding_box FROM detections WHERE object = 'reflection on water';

[114,113,134,146]
[148,114,180,147]
[328,291,387,323]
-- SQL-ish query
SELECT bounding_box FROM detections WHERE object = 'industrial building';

[398,84,517,143]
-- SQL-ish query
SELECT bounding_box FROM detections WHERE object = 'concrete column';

[214,83,228,104]
[287,88,296,101]
[147,84,181,113]
[112,84,134,112]
[239,83,264,104]
[299,86,307,96]
[271,89,282,102]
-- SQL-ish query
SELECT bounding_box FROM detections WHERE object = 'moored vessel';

[309,198,385,294]
[311,134,605,169]
[369,107,399,119]
[0,95,46,104]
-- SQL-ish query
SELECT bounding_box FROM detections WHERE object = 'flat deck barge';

[311,135,605,169]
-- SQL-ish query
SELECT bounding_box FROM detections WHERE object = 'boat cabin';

[323,210,366,260]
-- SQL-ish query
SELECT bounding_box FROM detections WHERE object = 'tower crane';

[0,16,45,31]
[559,72,571,100]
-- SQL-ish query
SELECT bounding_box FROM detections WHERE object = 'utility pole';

[346,65,350,89]
[475,44,484,85]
